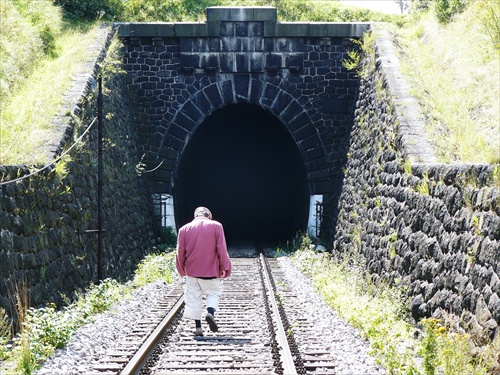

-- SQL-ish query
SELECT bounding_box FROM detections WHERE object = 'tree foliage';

[434,0,467,23]
[408,0,468,23]
[52,0,124,22]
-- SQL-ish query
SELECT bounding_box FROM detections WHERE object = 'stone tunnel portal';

[174,103,309,247]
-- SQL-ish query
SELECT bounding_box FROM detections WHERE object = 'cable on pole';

[0,117,98,186]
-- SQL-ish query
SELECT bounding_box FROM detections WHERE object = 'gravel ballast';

[35,281,174,375]
[276,256,386,375]
[35,257,386,374]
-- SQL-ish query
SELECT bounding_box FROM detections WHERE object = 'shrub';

[407,0,432,13]
[160,226,177,247]
[419,317,499,375]
[53,0,124,22]
[120,0,223,22]
[473,0,500,50]
[134,252,176,286]
[25,304,75,362]
[434,0,467,24]
[15,0,62,57]
[73,279,126,318]
[1,279,127,374]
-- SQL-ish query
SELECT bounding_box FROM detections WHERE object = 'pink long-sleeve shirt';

[175,217,232,278]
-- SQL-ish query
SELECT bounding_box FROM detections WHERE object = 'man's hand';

[219,270,226,278]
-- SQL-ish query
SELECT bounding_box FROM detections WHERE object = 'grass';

[134,251,176,287]
[0,251,176,375]
[391,2,500,164]
[1,1,499,166]
[0,1,498,370]
[0,308,11,361]
[0,24,103,165]
[0,0,395,166]
[1,237,498,375]
[290,236,500,375]
[1,1,497,165]
[0,0,63,102]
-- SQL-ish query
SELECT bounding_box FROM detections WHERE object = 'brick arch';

[165,75,327,190]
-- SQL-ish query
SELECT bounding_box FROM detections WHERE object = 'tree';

[53,0,123,22]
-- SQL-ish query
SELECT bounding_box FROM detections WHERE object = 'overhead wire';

[0,117,97,186]
[141,159,164,173]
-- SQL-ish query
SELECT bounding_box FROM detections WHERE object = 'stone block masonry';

[333,28,500,342]
[116,7,369,201]
[0,28,158,314]
[0,5,498,346]
[89,7,500,342]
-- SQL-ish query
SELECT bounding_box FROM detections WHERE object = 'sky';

[339,0,404,14]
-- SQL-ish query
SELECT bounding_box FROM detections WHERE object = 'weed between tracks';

[0,251,176,375]
[290,236,500,375]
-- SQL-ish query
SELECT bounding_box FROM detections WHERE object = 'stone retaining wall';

[0,8,498,344]
[0,29,158,313]
[116,7,369,199]
[332,29,500,341]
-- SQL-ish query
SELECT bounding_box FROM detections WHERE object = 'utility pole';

[97,75,104,282]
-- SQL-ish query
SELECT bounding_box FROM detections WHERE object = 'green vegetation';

[15,280,126,374]
[0,0,393,165]
[0,0,498,370]
[0,20,104,165]
[51,0,396,23]
[0,0,62,102]
[1,0,498,165]
[159,226,178,249]
[134,251,176,286]
[290,236,500,375]
[415,173,430,195]
[0,308,11,361]
[391,0,499,164]
[0,252,176,374]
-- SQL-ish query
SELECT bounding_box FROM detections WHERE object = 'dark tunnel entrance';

[174,103,310,247]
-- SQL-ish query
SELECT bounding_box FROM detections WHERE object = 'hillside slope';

[391,1,499,164]
[0,0,498,165]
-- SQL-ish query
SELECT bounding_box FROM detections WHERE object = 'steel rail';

[120,294,184,375]
[259,253,297,374]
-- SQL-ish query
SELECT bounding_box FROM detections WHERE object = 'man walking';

[175,207,232,336]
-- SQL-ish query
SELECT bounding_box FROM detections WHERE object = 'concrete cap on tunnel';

[206,6,277,22]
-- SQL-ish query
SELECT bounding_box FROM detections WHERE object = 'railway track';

[87,284,185,375]
[89,255,339,374]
